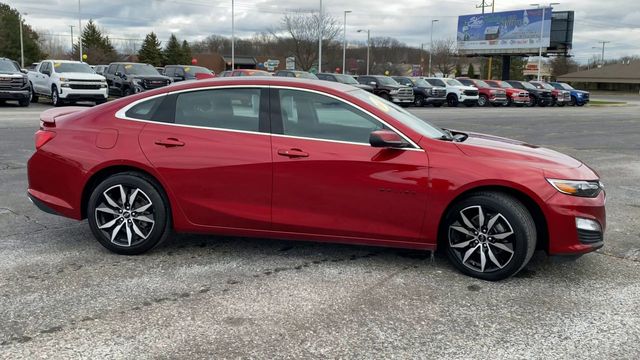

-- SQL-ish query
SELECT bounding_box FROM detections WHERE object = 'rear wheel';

[87,173,171,255]
[443,191,536,281]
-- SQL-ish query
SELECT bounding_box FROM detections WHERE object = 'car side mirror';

[369,129,408,148]
[369,81,377,87]
[21,69,28,74]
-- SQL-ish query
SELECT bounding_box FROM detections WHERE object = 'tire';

[19,98,30,107]
[478,94,489,107]
[447,94,459,107]
[87,172,171,255]
[576,102,585,107]
[51,86,62,107]
[122,87,132,97]
[569,96,577,106]
[414,94,425,107]
[557,102,565,107]
[30,83,39,103]
[527,96,536,107]
[443,191,537,281]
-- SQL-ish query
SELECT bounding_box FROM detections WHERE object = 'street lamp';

[429,19,438,77]
[18,12,25,68]
[342,10,352,74]
[530,3,559,80]
[78,0,83,62]
[357,29,370,75]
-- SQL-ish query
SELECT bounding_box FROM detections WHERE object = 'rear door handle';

[154,138,185,147]
[277,148,309,158]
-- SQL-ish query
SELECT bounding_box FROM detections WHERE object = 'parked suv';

[549,82,590,106]
[317,73,373,92]
[530,81,570,107]
[104,62,171,97]
[357,75,414,106]
[424,77,478,107]
[393,76,446,107]
[164,65,215,82]
[484,80,530,106]
[457,78,507,107]
[274,70,318,79]
[28,60,107,106]
[0,57,31,106]
[506,80,553,107]
[93,65,108,75]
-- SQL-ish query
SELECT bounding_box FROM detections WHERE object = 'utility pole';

[357,29,370,75]
[342,10,351,74]
[531,3,560,80]
[69,25,75,54]
[78,0,83,62]
[597,41,610,66]
[318,0,323,73]
[429,20,438,77]
[477,0,495,79]
[231,0,235,70]
[19,12,24,68]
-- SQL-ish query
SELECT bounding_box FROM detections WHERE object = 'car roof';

[161,76,359,94]
[44,60,84,63]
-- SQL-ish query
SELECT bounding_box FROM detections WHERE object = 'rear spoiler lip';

[40,106,86,127]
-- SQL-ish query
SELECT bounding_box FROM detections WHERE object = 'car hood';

[0,72,24,77]
[127,75,170,81]
[455,131,583,170]
[573,89,589,95]
[57,72,105,80]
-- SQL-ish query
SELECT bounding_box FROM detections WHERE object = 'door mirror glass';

[369,81,377,87]
[369,129,408,148]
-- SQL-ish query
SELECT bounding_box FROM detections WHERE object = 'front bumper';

[545,190,606,255]
[0,89,30,100]
[489,96,508,105]
[511,95,530,104]
[59,86,108,100]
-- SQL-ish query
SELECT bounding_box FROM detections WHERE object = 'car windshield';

[414,79,431,87]
[446,79,464,87]
[183,66,212,75]
[559,83,574,90]
[334,74,359,84]
[521,82,537,90]
[0,60,19,72]
[458,79,474,86]
[497,81,513,88]
[474,80,491,88]
[124,64,160,75]
[54,62,95,73]
[425,78,446,87]
[294,72,318,79]
[378,77,399,86]
[349,89,447,140]
[533,82,554,90]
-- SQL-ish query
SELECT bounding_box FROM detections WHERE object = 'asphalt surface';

[1,99,639,359]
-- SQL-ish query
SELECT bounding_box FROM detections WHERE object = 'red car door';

[136,88,272,230]
[270,88,430,243]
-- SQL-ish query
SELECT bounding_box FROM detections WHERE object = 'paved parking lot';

[1,101,639,358]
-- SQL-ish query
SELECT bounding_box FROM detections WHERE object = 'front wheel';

[478,94,489,107]
[527,96,537,107]
[447,94,459,107]
[87,173,171,255]
[414,94,425,107]
[443,191,536,281]
[51,86,62,107]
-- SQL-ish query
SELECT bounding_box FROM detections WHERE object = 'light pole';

[357,29,370,75]
[318,0,323,73]
[69,25,75,54]
[231,0,235,70]
[597,41,610,66]
[530,3,559,80]
[429,19,438,77]
[18,12,25,68]
[342,10,351,74]
[78,0,83,62]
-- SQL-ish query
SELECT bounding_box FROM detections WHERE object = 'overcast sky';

[10,0,640,63]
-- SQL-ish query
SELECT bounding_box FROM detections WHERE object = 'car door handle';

[277,148,309,158]
[154,138,185,147]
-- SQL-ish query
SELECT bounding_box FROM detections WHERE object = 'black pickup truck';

[104,62,171,97]
[392,76,447,107]
[316,73,373,92]
[0,57,30,106]
[357,75,414,106]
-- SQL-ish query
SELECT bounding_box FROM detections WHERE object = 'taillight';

[34,130,56,150]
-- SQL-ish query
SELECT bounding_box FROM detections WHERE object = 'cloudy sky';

[11,0,640,63]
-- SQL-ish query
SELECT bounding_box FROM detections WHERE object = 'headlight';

[576,92,583,97]
[59,77,68,82]
[390,89,399,95]
[546,178,602,197]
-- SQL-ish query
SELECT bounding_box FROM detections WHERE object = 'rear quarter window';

[124,96,164,121]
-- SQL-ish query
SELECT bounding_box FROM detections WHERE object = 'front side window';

[425,78,446,87]
[175,88,261,132]
[278,89,385,144]
[164,67,175,77]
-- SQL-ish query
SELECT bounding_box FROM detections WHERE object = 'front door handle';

[154,138,185,147]
[277,148,309,158]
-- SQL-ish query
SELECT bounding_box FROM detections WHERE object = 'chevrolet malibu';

[27,77,605,281]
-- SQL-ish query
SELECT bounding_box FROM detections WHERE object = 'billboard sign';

[457,8,552,55]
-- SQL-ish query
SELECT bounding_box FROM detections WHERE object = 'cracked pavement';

[0,101,639,359]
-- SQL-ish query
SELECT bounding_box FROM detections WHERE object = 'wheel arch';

[436,184,549,253]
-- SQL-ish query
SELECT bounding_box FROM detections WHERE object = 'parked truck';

[0,57,31,107]
[357,75,414,106]
[28,60,107,106]
[457,78,508,107]
[424,77,478,107]
[392,76,447,107]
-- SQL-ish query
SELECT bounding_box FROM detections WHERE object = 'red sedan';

[27,77,605,281]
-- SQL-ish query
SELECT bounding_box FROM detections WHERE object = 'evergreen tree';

[467,63,475,78]
[72,19,117,64]
[138,32,164,66]
[163,34,183,65]
[454,63,463,77]
[0,3,46,65]
[181,40,192,65]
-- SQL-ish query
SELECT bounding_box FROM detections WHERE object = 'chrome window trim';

[114,84,423,151]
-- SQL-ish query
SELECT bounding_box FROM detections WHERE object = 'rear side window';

[125,96,164,120]
[174,89,262,132]
[164,67,175,76]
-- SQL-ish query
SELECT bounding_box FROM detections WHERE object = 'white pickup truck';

[28,60,108,106]
[424,77,479,107]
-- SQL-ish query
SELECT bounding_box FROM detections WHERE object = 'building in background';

[558,61,640,92]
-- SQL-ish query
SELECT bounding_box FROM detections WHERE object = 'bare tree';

[431,38,457,77]
[37,31,71,59]
[271,11,341,71]
[549,56,579,77]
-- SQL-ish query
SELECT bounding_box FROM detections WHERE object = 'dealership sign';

[457,7,552,55]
